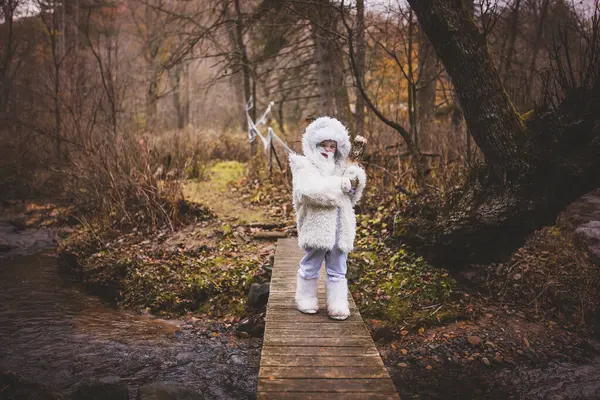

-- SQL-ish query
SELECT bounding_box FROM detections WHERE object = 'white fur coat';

[289,117,367,254]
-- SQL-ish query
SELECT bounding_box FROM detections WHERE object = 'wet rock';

[71,379,128,400]
[229,355,245,365]
[236,331,250,339]
[248,283,270,307]
[485,341,496,349]
[467,335,483,346]
[0,371,62,400]
[564,189,600,263]
[0,243,16,253]
[494,352,504,364]
[138,382,204,400]
[373,326,396,343]
[236,313,265,337]
[176,352,194,365]
[98,376,121,384]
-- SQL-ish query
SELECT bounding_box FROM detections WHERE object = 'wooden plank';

[264,337,374,347]
[264,321,367,330]
[261,346,379,357]
[264,327,368,338]
[266,304,358,312]
[259,366,389,379]
[265,311,362,323]
[257,378,397,393]
[260,355,384,367]
[258,392,399,400]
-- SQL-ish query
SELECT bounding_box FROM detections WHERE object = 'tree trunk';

[309,0,353,130]
[408,0,527,180]
[232,0,256,154]
[354,0,366,138]
[526,0,550,103]
[401,0,600,266]
[0,0,16,116]
[183,62,190,127]
[416,24,437,141]
[146,67,158,131]
[172,63,184,130]
[502,0,522,84]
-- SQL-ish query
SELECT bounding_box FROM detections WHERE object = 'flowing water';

[0,223,260,399]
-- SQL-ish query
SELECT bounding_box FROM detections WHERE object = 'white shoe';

[295,275,319,314]
[326,278,350,320]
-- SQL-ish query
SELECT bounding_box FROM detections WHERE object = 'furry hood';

[302,117,351,165]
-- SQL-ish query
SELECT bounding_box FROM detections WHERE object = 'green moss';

[520,109,535,121]
[350,212,459,328]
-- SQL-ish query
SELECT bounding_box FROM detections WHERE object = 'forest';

[1,0,600,399]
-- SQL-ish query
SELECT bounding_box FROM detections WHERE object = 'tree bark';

[354,0,366,138]
[400,0,600,266]
[416,24,437,140]
[309,0,353,130]
[408,0,527,180]
[526,0,550,103]
[502,0,522,84]
[172,63,184,129]
[232,0,256,155]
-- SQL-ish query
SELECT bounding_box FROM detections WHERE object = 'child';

[288,117,367,320]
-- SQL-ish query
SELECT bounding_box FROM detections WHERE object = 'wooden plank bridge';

[257,238,400,399]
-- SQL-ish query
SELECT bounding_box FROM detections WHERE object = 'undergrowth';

[59,210,275,318]
[350,198,461,330]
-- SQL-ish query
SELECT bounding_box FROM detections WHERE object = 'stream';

[0,222,260,399]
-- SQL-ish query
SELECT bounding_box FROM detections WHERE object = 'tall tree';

[403,0,600,265]
[416,23,437,139]
[308,0,353,129]
[501,0,522,83]
[354,0,366,138]
[408,0,527,179]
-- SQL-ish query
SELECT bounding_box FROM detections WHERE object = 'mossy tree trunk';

[402,0,600,266]
[409,0,528,180]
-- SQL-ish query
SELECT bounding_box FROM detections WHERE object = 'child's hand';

[344,165,361,190]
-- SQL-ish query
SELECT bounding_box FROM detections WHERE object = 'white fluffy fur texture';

[289,117,367,254]
[343,164,367,206]
[326,278,350,320]
[295,275,319,314]
[302,116,351,162]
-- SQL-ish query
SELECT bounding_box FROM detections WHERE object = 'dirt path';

[182,161,276,225]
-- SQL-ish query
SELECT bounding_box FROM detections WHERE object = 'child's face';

[318,140,337,159]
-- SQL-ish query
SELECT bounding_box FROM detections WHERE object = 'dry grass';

[474,226,600,329]
[146,128,251,180]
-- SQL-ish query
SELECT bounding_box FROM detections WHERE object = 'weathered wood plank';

[266,304,359,312]
[264,321,367,330]
[257,378,397,393]
[264,327,368,338]
[261,346,380,357]
[260,355,384,367]
[257,392,399,400]
[260,366,390,379]
[265,311,362,323]
[264,337,374,347]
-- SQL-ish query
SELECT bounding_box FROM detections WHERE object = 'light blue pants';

[298,245,348,282]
